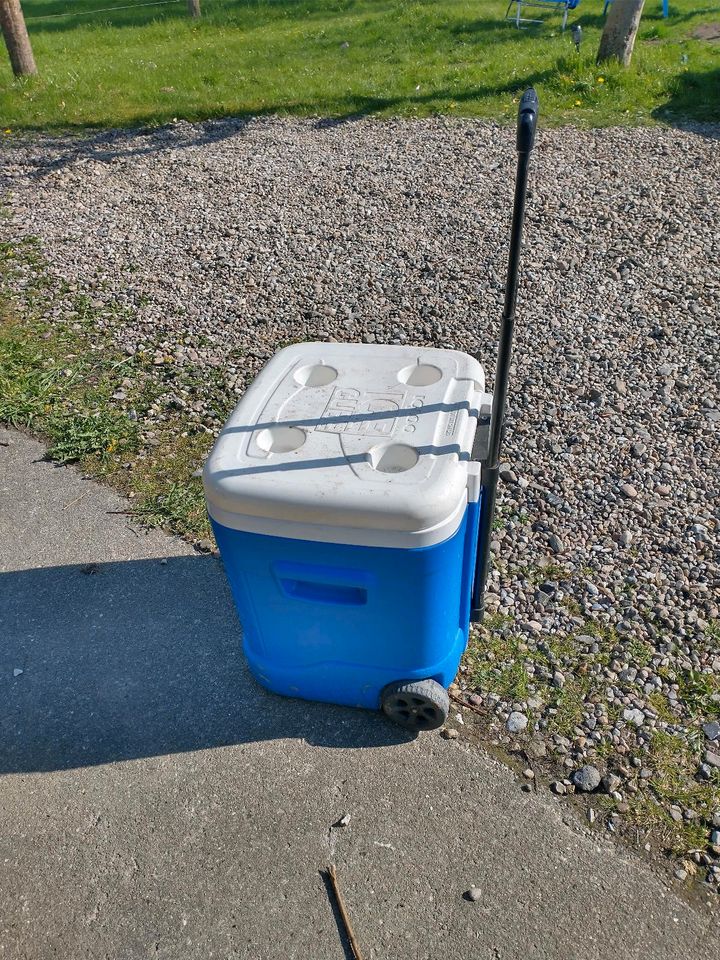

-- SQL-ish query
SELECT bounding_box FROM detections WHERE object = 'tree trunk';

[0,0,37,77]
[187,0,201,17]
[597,0,645,66]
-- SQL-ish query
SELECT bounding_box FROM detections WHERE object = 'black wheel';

[380,679,449,732]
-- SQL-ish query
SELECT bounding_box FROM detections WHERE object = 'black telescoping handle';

[517,88,539,153]
[470,89,539,622]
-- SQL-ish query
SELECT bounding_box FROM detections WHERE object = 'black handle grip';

[517,88,539,154]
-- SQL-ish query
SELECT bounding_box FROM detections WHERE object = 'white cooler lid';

[203,342,491,548]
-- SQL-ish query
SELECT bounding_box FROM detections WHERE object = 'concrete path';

[0,429,715,960]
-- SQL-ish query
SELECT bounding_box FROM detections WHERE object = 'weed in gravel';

[0,313,138,464]
[0,334,70,427]
[625,731,720,856]
[130,430,213,538]
[45,411,136,465]
[625,636,655,670]
[624,795,707,857]
[547,682,588,737]
[0,241,214,541]
[479,612,514,633]
[132,480,208,538]
[648,691,678,725]
[676,671,720,722]
[476,655,531,704]
[516,562,571,586]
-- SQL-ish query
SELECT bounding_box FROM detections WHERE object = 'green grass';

[624,731,720,856]
[469,629,533,703]
[0,236,223,538]
[0,244,138,465]
[466,620,617,737]
[132,473,209,534]
[467,607,720,858]
[0,0,718,131]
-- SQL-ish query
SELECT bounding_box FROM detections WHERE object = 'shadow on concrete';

[0,554,413,775]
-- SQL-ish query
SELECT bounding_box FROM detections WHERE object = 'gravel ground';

[2,116,719,880]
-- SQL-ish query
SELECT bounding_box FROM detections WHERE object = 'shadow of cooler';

[203,342,491,730]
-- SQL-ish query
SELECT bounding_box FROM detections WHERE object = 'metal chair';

[506,0,580,30]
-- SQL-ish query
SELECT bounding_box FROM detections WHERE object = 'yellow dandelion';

[597,77,605,84]
[3,129,11,134]
[575,100,582,106]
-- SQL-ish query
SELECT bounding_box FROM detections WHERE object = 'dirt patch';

[692,22,720,42]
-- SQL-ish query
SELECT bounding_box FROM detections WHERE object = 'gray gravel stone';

[547,534,564,555]
[703,721,720,741]
[602,773,620,794]
[525,740,547,760]
[623,708,645,728]
[573,765,601,792]
[507,712,528,734]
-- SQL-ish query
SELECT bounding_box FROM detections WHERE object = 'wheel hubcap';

[384,694,441,729]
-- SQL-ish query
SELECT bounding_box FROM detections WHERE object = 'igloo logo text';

[316,387,404,436]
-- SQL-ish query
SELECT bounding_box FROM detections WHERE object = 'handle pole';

[470,89,539,622]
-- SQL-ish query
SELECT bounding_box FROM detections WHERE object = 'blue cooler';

[203,342,491,731]
[203,90,543,732]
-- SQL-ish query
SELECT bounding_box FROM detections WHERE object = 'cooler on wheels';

[203,91,540,732]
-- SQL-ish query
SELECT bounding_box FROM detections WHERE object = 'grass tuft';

[132,480,208,537]
[45,410,137,464]
[623,731,720,856]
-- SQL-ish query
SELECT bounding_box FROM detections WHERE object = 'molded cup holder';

[256,426,306,454]
[294,364,338,388]
[369,443,419,473]
[397,362,443,387]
